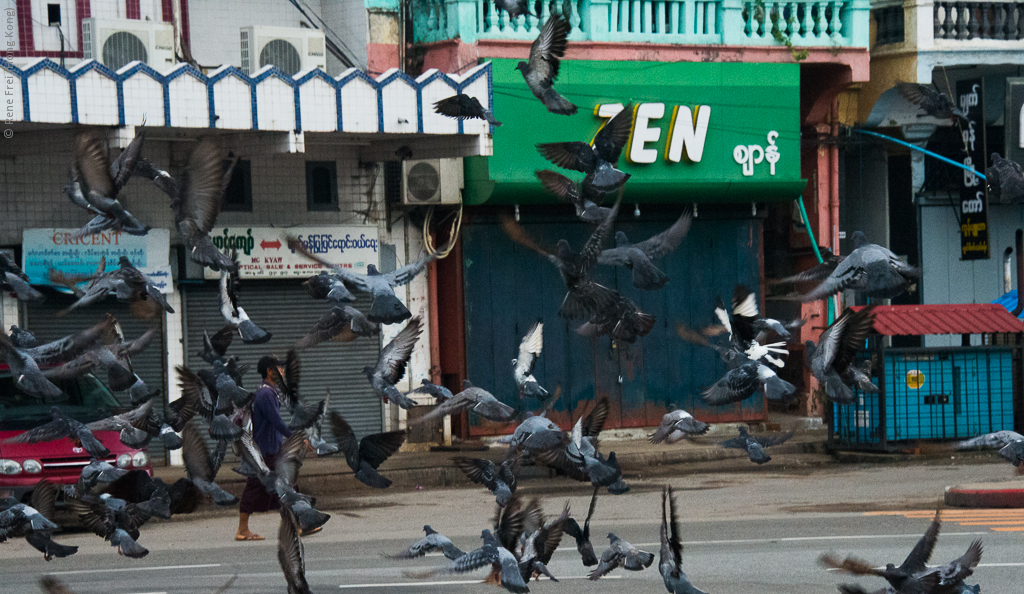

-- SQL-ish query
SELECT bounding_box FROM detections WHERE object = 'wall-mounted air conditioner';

[240,26,326,77]
[82,18,175,73]
[402,159,463,206]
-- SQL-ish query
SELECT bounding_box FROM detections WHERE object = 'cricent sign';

[465,60,805,205]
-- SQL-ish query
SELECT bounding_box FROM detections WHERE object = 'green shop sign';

[464,59,805,205]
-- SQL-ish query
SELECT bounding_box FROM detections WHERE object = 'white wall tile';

[299,76,335,132]
[27,68,71,123]
[75,68,119,125]
[212,71,252,130]
[167,70,208,128]
[255,75,294,131]
[339,72,377,133]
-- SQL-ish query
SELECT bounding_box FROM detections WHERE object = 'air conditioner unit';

[402,159,463,206]
[82,18,175,73]
[240,26,326,77]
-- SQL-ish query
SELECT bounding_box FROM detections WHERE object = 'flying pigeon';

[3,406,110,458]
[516,503,568,582]
[649,410,710,444]
[85,399,153,449]
[563,487,599,566]
[533,398,628,494]
[998,440,1024,467]
[536,170,615,224]
[46,326,160,403]
[495,0,535,19]
[134,138,238,272]
[0,252,42,301]
[389,525,466,560]
[806,305,878,404]
[180,422,238,506]
[294,305,378,350]
[68,494,155,558]
[58,256,173,316]
[660,486,708,594]
[589,533,655,579]
[800,231,919,302]
[9,325,37,348]
[303,271,356,304]
[305,388,339,457]
[427,529,530,593]
[219,251,272,344]
[513,320,548,400]
[415,380,515,424]
[278,506,312,594]
[596,210,692,290]
[0,331,64,399]
[724,285,801,347]
[17,314,118,366]
[537,103,634,192]
[516,14,577,115]
[953,430,1024,451]
[575,293,655,344]
[288,237,435,324]
[64,130,150,238]
[453,456,519,507]
[363,316,422,409]
[768,247,845,287]
[719,425,792,464]
[178,365,242,441]
[331,412,406,489]
[895,82,970,124]
[434,94,501,126]
[0,491,77,561]
[408,378,455,403]
[987,153,1024,204]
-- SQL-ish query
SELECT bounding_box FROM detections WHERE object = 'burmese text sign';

[203,226,380,279]
[957,78,989,261]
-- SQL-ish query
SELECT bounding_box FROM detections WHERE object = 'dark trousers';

[238,453,280,514]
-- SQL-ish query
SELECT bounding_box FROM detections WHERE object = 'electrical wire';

[423,204,463,259]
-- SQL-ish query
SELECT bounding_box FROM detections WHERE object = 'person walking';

[235,354,292,541]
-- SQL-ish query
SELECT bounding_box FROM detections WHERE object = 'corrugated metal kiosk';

[830,304,1024,451]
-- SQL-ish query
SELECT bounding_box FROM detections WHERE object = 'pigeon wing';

[581,396,610,437]
[277,507,309,594]
[359,430,406,470]
[5,419,70,445]
[632,209,692,259]
[537,142,597,174]
[536,169,582,208]
[593,104,635,164]
[516,320,544,376]
[831,305,877,375]
[74,131,114,198]
[386,252,436,287]
[376,317,423,384]
[180,422,215,482]
[528,14,569,87]
[899,507,941,575]
[578,193,622,273]
[329,412,360,461]
[753,431,794,448]
[177,138,229,233]
[452,457,499,491]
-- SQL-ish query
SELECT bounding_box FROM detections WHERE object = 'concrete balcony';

[872,0,1024,63]
[413,0,870,47]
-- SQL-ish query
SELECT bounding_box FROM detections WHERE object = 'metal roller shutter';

[23,294,169,463]
[181,279,383,455]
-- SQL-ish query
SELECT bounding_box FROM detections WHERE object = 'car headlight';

[21,459,42,474]
[0,459,21,475]
[116,454,132,468]
[131,451,148,468]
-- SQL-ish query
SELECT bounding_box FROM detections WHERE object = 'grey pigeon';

[219,251,271,344]
[303,271,356,304]
[453,456,519,507]
[68,495,154,558]
[801,231,919,302]
[272,350,324,431]
[306,388,339,456]
[134,138,237,272]
[422,529,530,594]
[0,331,63,399]
[649,410,710,444]
[0,495,76,561]
[495,0,535,19]
[768,247,845,286]
[988,152,1024,204]
[806,305,878,404]
[998,440,1024,467]
[503,413,562,452]
[719,425,792,464]
[589,533,655,579]
[415,379,515,424]
[660,486,708,594]
[9,325,37,348]
[954,430,1024,451]
[896,82,970,124]
[516,503,568,582]
[563,487,599,566]
[533,398,628,494]
[596,210,692,290]
[17,314,117,366]
[198,325,234,364]
[513,320,547,399]
[76,460,128,495]
[86,399,153,449]
[434,94,501,126]
[409,378,455,403]
[3,406,109,458]
[239,430,331,532]
[363,316,422,409]
[575,293,656,344]
[516,14,576,115]
[294,305,378,350]
[179,365,242,441]
[59,256,173,316]
[331,412,406,489]
[536,169,615,224]
[389,525,466,560]
[46,326,159,399]
[537,103,634,192]
[0,252,42,301]
[180,422,238,505]
[288,237,435,324]
[65,130,150,238]
[278,506,311,594]
[936,540,982,594]
[700,359,795,406]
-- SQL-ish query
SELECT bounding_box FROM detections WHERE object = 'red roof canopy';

[851,304,1024,336]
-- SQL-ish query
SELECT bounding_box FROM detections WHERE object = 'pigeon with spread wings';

[362,316,422,409]
[719,425,792,464]
[219,250,272,344]
[596,209,692,290]
[59,256,173,316]
[660,486,708,594]
[895,82,969,124]
[806,305,878,404]
[800,232,919,302]
[536,169,616,224]
[515,14,576,115]
[331,412,406,489]
[294,305,379,350]
[563,487,599,566]
[64,130,149,238]
[513,320,548,400]
[0,251,42,301]
[3,406,109,458]
[453,456,519,507]
[537,103,634,192]
[414,380,515,424]
[434,94,501,126]
[389,525,466,560]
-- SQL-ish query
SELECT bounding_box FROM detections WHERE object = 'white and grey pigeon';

[589,533,655,579]
[0,496,75,561]
[596,210,692,290]
[219,251,271,344]
[453,456,519,507]
[719,425,793,464]
[806,305,878,404]
[724,285,803,350]
[433,94,501,126]
[363,316,422,409]
[537,103,634,192]
[415,379,515,424]
[389,525,466,560]
[536,170,615,224]
[513,320,548,400]
[0,252,42,301]
[649,410,710,444]
[515,14,577,115]
[801,231,919,302]
[953,430,1024,451]
[660,486,708,594]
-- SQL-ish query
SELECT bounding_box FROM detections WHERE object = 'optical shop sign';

[22,229,173,293]
[204,226,380,279]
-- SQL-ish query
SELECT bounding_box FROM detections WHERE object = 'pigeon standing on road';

[538,104,634,192]
[362,316,422,409]
[719,425,793,464]
[660,486,708,594]
[331,412,406,489]
[649,410,710,444]
[806,305,878,404]
[536,170,615,224]
[433,94,501,126]
[516,14,577,115]
[596,210,692,290]
[0,252,42,301]
[589,533,655,579]
[987,153,1024,203]
[513,320,548,400]
[800,231,919,302]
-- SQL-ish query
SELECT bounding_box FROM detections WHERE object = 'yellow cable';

[423,203,463,259]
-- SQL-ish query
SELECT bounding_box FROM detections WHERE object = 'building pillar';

[366,0,401,74]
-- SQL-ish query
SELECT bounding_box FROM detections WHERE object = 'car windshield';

[0,373,123,430]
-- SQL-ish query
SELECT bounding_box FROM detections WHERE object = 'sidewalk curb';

[945,484,1024,508]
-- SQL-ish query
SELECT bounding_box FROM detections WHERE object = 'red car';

[0,367,151,502]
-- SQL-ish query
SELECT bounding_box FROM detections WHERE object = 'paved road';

[4,460,1022,593]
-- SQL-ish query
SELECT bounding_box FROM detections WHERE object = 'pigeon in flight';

[800,231,919,302]
[0,331,64,399]
[414,380,515,423]
[0,252,42,301]
[65,130,150,238]
[533,398,628,494]
[180,422,238,506]
[68,493,156,558]
[536,169,616,224]
[538,104,634,192]
[219,251,272,344]
[331,412,406,489]
[722,285,801,348]
[16,314,117,367]
[0,493,77,561]
[59,256,174,316]
[575,293,656,344]
[408,378,455,403]
[596,210,692,290]
[178,365,242,442]
[516,503,569,582]
[768,247,845,287]
[719,425,792,464]
[660,486,708,594]
[389,525,466,560]
[134,138,238,272]
[895,82,970,124]
[563,487,599,566]
[46,326,160,404]
[453,456,519,507]
[427,529,530,593]
[294,305,378,350]
[999,440,1024,468]
[589,533,655,579]
[278,506,312,594]
[513,320,547,400]
[288,237,435,324]
[987,152,1024,204]
[9,325,37,348]
[303,270,356,304]
[496,0,535,19]
[85,399,153,449]
[649,410,710,444]
[806,305,878,404]
[4,406,110,458]
[434,94,501,126]
[363,316,422,409]
[516,14,577,115]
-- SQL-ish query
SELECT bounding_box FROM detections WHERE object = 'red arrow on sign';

[261,239,282,250]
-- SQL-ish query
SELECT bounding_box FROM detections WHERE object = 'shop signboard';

[1005,77,1024,166]
[203,226,380,279]
[465,60,804,205]
[21,228,173,293]
[957,78,989,261]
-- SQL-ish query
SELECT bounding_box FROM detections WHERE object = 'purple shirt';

[252,384,291,456]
